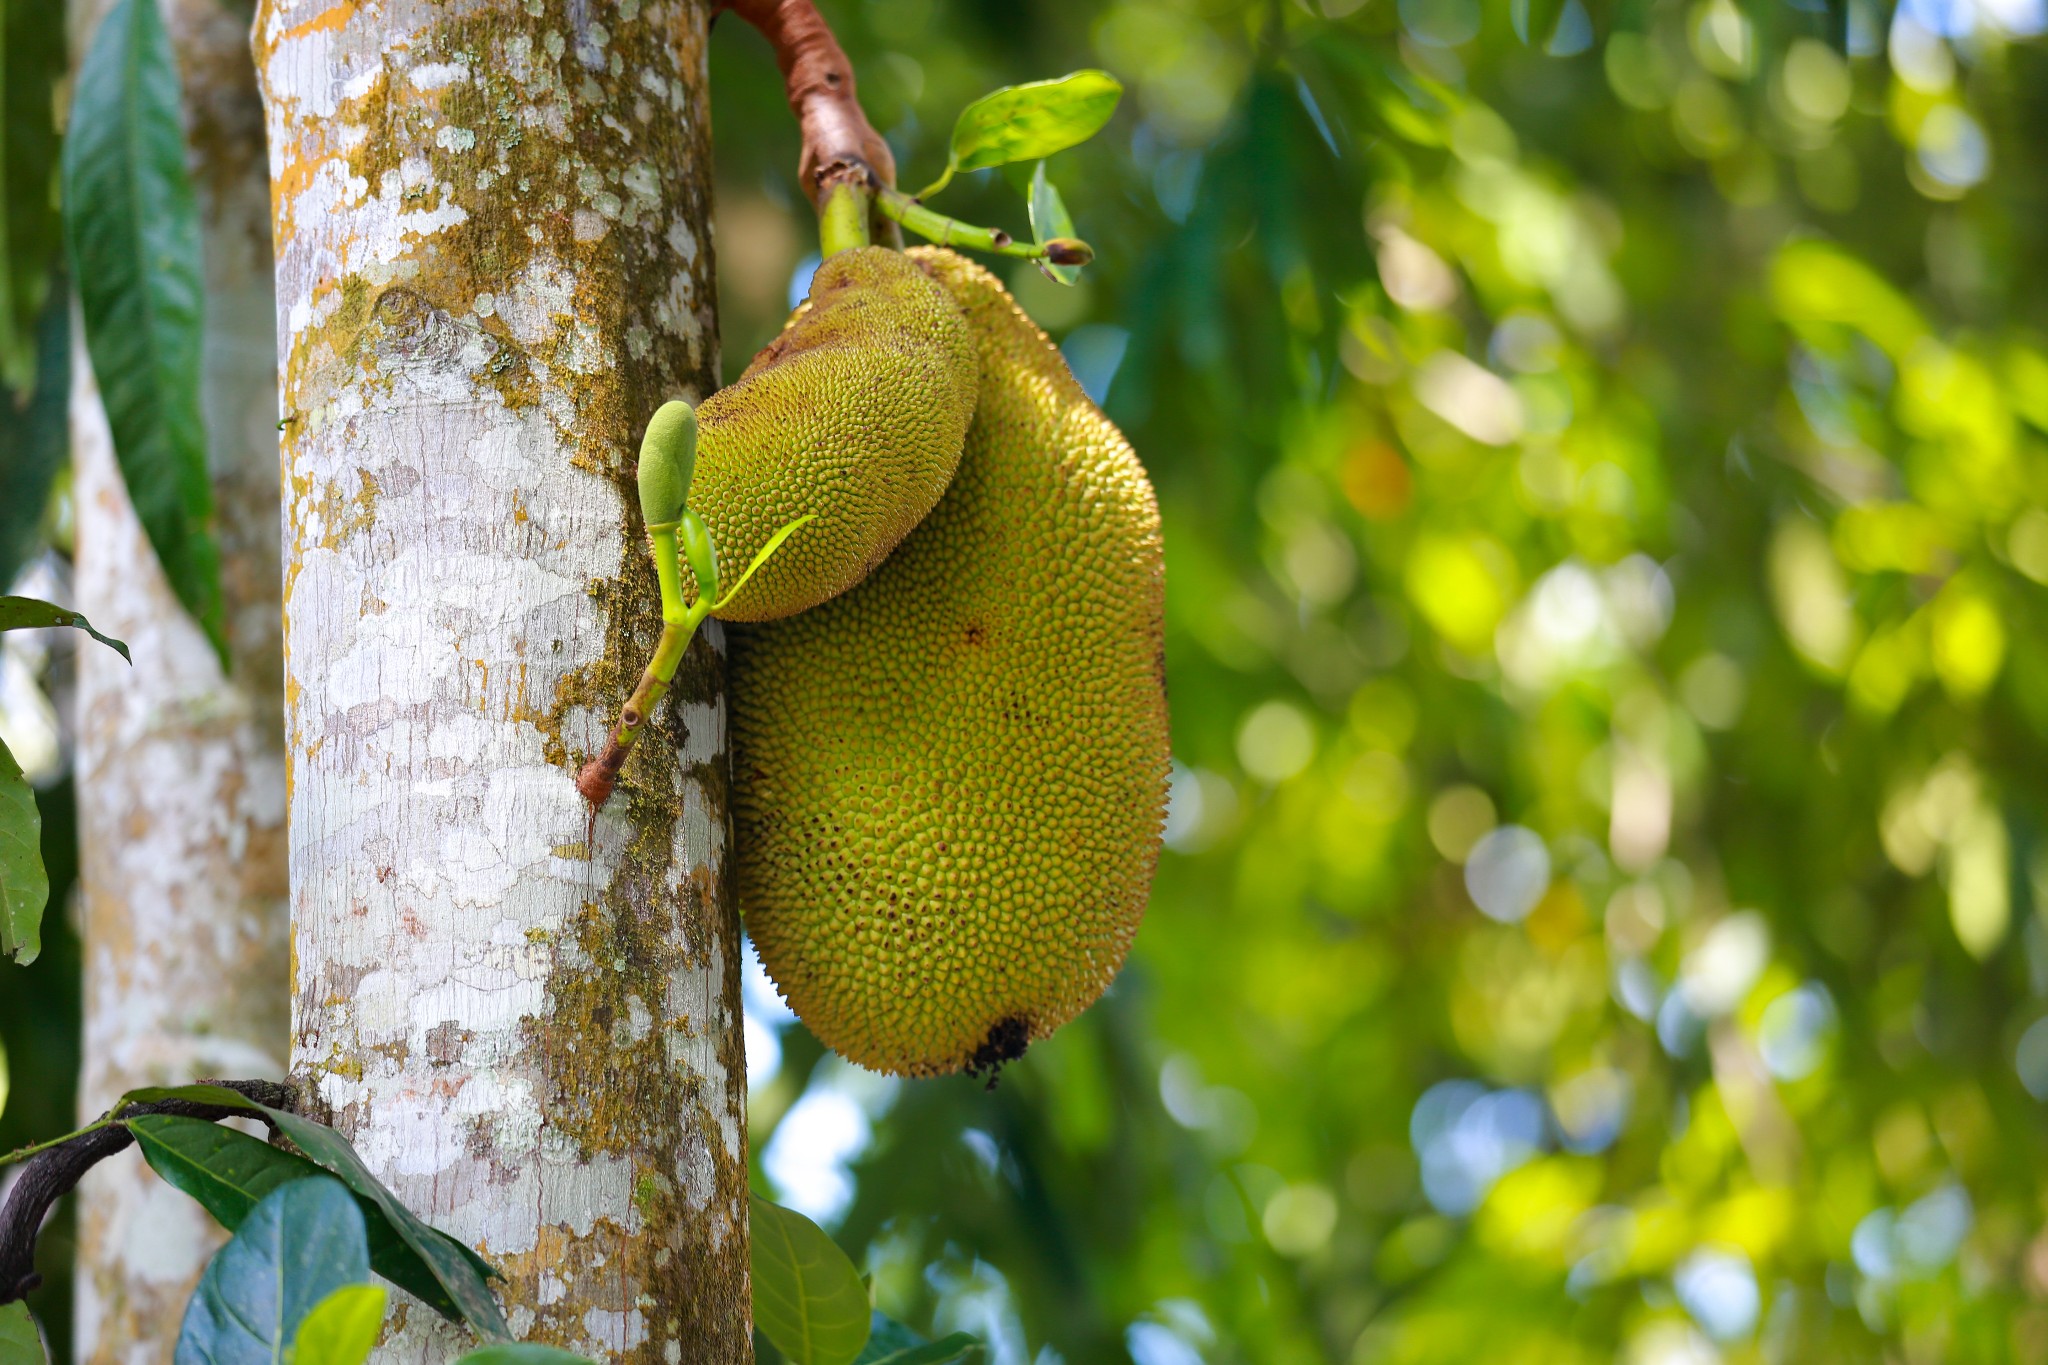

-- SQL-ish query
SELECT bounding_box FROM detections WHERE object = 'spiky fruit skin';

[732,248,1169,1078]
[689,247,975,621]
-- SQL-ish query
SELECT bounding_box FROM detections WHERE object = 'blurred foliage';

[715,0,2048,1361]
[3,0,2046,1360]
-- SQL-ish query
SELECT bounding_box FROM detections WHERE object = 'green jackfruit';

[687,247,976,622]
[732,248,1169,1078]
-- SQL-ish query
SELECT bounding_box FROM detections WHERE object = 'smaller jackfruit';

[686,247,977,622]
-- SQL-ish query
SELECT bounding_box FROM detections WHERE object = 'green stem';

[649,523,688,626]
[576,524,713,808]
[574,600,711,808]
[0,1118,112,1169]
[819,179,872,257]
[873,186,1092,264]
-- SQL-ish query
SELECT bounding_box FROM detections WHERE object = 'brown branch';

[0,1080,295,1305]
[714,0,894,202]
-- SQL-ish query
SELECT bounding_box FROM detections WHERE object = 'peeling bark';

[69,0,290,1356]
[252,1,748,1359]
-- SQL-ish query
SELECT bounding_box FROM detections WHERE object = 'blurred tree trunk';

[68,0,289,1355]
[251,0,749,1358]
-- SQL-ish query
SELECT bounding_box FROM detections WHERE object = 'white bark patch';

[410,60,471,89]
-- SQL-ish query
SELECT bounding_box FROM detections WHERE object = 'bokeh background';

[8,0,2048,1358]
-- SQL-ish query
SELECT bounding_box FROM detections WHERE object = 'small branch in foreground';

[575,616,692,811]
[0,1079,294,1304]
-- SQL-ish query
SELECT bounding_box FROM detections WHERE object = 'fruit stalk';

[818,178,872,256]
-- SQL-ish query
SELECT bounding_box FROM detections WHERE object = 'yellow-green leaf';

[287,1286,386,1365]
[920,71,1122,200]
[0,1302,45,1365]
[1028,163,1080,287]
[749,1194,871,1365]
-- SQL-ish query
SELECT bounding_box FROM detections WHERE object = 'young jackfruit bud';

[637,400,697,529]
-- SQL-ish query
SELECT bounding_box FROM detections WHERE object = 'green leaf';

[173,1178,370,1365]
[0,1302,45,1365]
[115,1082,280,1113]
[0,596,131,662]
[749,1193,871,1365]
[712,514,815,612]
[285,1285,385,1365]
[1,0,67,387]
[853,1314,979,1365]
[115,1087,508,1339]
[127,1115,469,1324]
[0,274,69,590]
[1028,164,1080,287]
[62,0,225,664]
[0,739,44,965]
[129,1114,317,1221]
[453,1348,601,1365]
[919,70,1123,200]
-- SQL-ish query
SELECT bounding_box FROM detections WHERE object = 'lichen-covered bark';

[252,1,747,1359]
[70,0,290,1356]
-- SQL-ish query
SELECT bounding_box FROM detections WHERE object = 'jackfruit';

[731,247,1169,1078]
[687,246,976,622]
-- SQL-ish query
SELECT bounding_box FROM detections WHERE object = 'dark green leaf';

[452,1347,600,1365]
[0,1302,44,1365]
[265,1109,509,1339]
[1,0,67,386]
[853,1314,979,1365]
[62,0,225,663]
[920,71,1122,198]
[129,1114,316,1222]
[115,1087,507,1337]
[285,1285,385,1365]
[0,597,130,662]
[749,1193,871,1365]
[0,274,68,590]
[173,1178,369,1365]
[0,739,43,965]
[115,1082,279,1112]
[1028,163,1080,287]
[127,1114,467,1323]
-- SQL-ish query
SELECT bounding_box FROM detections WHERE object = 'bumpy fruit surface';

[732,248,1169,1078]
[688,247,976,621]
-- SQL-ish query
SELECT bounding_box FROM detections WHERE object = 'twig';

[0,1079,295,1305]
[574,619,691,810]
[714,0,894,204]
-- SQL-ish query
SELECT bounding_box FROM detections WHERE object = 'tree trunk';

[251,1,748,1359]
[69,0,290,1355]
